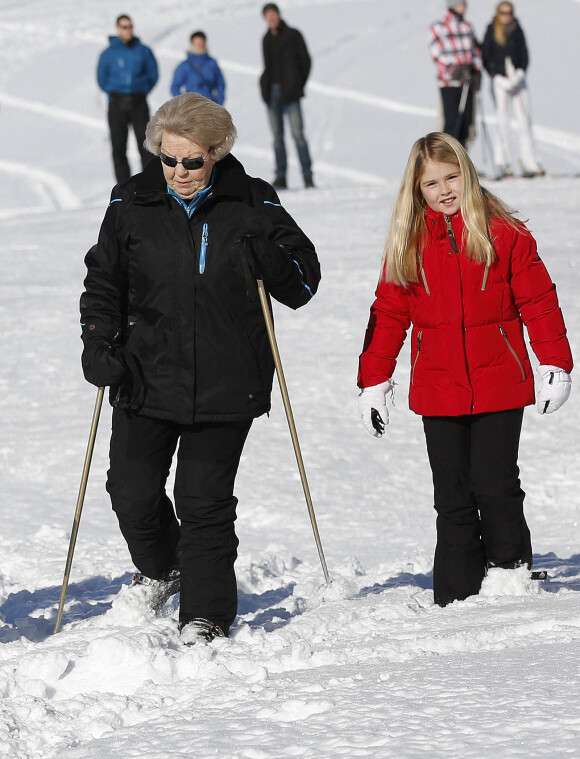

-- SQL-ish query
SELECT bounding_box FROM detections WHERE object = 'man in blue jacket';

[97,15,158,182]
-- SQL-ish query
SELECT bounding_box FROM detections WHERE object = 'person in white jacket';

[481,2,543,178]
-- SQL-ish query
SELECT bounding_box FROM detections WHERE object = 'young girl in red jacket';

[357,132,572,607]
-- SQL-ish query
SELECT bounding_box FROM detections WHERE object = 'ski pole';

[453,80,470,140]
[476,91,496,177]
[54,386,105,633]
[256,278,331,587]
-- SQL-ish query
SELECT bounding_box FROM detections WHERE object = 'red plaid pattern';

[429,11,482,87]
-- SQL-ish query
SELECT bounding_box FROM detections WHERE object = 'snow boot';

[129,568,180,613]
[179,618,226,646]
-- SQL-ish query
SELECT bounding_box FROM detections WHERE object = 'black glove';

[470,68,482,92]
[81,338,127,388]
[234,233,294,300]
[451,64,472,84]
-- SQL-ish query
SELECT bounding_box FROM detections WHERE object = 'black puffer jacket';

[260,20,311,104]
[80,154,320,423]
[481,20,529,77]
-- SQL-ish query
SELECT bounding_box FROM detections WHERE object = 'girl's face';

[419,160,463,216]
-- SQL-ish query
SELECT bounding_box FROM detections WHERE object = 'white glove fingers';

[536,365,572,415]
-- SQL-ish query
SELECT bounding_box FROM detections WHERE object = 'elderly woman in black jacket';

[481,2,543,179]
[80,92,320,645]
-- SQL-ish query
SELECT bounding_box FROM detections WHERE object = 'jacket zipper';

[199,222,209,273]
[411,330,423,385]
[444,215,460,253]
[445,214,490,290]
[498,324,526,380]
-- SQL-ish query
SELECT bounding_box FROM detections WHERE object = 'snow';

[0,0,579,756]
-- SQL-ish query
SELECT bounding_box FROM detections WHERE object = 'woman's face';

[160,132,216,200]
[497,4,514,22]
[419,160,463,216]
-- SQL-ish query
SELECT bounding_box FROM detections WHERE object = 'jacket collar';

[267,19,288,37]
[132,153,252,205]
[109,35,140,48]
[424,206,463,233]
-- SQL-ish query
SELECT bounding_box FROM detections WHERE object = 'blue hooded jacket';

[97,36,158,98]
[170,53,226,104]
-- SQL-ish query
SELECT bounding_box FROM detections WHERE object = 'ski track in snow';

[1,1,580,757]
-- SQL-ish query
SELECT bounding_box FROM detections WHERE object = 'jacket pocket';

[411,330,423,386]
[199,223,209,274]
[498,324,526,381]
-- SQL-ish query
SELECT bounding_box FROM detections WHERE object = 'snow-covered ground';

[1,1,579,756]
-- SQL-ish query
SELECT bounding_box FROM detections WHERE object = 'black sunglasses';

[159,152,207,170]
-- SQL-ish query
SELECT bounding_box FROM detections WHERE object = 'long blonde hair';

[493,2,514,46]
[382,132,522,286]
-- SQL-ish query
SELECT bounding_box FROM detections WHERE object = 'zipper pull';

[444,214,460,253]
[199,223,209,273]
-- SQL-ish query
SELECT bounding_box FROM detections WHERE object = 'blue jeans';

[267,85,312,178]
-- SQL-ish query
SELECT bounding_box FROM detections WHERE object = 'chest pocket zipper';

[498,324,526,380]
[199,223,209,273]
[411,330,423,385]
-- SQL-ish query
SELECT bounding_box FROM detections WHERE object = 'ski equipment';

[54,386,105,633]
[256,277,331,587]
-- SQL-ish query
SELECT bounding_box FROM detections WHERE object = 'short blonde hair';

[145,93,237,161]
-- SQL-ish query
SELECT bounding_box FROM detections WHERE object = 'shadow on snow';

[1,552,578,644]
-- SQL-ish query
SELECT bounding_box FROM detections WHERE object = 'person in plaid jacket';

[429,2,482,148]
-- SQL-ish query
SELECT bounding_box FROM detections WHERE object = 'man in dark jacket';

[260,3,313,189]
[97,15,158,182]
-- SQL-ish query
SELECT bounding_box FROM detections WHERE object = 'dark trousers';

[106,410,252,634]
[107,94,151,183]
[423,409,532,607]
[440,85,474,147]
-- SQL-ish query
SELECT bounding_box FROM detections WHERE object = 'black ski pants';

[107,93,151,183]
[423,408,532,607]
[440,85,474,148]
[106,409,252,634]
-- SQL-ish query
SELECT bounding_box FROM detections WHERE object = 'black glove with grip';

[235,233,295,301]
[81,338,127,388]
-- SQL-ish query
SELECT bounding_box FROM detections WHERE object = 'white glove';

[509,68,526,89]
[494,74,513,92]
[358,380,393,438]
[536,365,571,414]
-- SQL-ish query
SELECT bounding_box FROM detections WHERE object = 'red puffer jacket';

[358,209,573,417]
